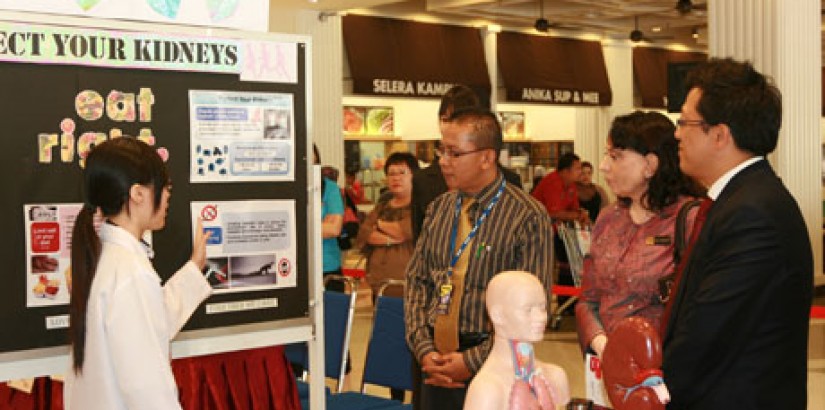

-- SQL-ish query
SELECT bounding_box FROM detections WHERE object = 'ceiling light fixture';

[651,26,662,33]
[534,0,550,33]
[676,0,693,15]
[535,18,550,32]
[629,16,644,42]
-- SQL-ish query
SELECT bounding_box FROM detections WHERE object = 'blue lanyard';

[447,180,506,274]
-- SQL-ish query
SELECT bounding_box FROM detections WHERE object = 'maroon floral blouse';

[575,196,698,351]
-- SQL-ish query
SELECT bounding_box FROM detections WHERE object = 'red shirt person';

[531,153,588,226]
[530,152,588,312]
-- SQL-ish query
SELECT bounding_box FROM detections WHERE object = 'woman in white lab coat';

[66,137,211,410]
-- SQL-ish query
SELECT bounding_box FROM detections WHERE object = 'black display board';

[0,45,309,354]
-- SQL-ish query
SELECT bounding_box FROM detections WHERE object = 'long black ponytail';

[69,137,168,373]
[69,205,100,373]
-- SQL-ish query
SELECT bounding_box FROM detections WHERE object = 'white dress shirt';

[706,157,763,200]
[65,223,211,410]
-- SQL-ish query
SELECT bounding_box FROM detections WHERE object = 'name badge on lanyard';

[436,278,454,315]
[437,180,506,315]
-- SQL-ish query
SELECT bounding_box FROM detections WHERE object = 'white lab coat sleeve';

[163,261,212,337]
[105,272,183,409]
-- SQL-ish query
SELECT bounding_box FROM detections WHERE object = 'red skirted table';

[0,377,59,410]
[172,345,301,410]
[1,346,300,410]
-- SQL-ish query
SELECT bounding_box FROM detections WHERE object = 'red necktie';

[660,197,713,334]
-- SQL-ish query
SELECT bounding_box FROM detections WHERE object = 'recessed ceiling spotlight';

[651,26,662,32]
[308,0,318,3]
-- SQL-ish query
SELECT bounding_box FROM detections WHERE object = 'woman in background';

[356,152,419,299]
[66,137,210,410]
[355,151,418,402]
[575,111,704,357]
[576,161,609,221]
[314,144,345,292]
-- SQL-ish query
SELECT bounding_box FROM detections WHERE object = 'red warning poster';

[24,204,82,307]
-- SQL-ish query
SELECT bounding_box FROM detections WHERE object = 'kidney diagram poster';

[190,90,295,183]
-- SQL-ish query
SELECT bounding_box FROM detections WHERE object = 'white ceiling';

[281,0,710,47]
[281,0,825,59]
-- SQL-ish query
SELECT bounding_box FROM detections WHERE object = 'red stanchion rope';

[551,285,582,297]
[341,268,365,279]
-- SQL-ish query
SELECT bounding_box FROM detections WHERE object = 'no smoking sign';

[200,204,218,221]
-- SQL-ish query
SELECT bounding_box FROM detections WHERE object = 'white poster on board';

[191,200,297,294]
[190,90,295,183]
[0,0,269,32]
[23,204,95,307]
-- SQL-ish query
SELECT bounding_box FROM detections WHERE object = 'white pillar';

[482,26,499,110]
[296,11,344,182]
[574,108,604,170]
[709,0,822,275]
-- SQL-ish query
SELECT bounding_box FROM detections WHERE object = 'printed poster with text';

[192,200,297,293]
[24,204,81,307]
[190,90,295,183]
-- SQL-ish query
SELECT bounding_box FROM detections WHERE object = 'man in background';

[531,152,589,312]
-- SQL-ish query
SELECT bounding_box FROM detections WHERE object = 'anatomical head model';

[464,270,570,410]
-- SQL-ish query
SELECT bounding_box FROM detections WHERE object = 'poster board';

[0,12,316,378]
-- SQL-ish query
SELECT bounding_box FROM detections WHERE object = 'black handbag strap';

[673,199,702,265]
[658,199,702,303]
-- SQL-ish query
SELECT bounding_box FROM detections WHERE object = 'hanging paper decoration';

[206,0,239,22]
[75,0,101,11]
[146,0,181,19]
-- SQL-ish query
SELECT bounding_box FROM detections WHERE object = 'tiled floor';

[333,281,825,409]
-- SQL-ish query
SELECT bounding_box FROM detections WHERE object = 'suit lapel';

[663,160,773,342]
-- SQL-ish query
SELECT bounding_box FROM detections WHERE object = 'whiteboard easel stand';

[308,165,327,409]
[0,11,323,404]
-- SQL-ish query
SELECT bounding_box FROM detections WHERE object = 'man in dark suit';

[662,58,813,409]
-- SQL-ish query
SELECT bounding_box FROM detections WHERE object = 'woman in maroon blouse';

[575,111,704,357]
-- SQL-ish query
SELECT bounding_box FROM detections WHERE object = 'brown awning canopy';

[497,32,612,106]
[342,15,491,100]
[633,47,706,109]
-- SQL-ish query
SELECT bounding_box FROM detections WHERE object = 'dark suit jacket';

[662,160,813,410]
[411,160,522,243]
